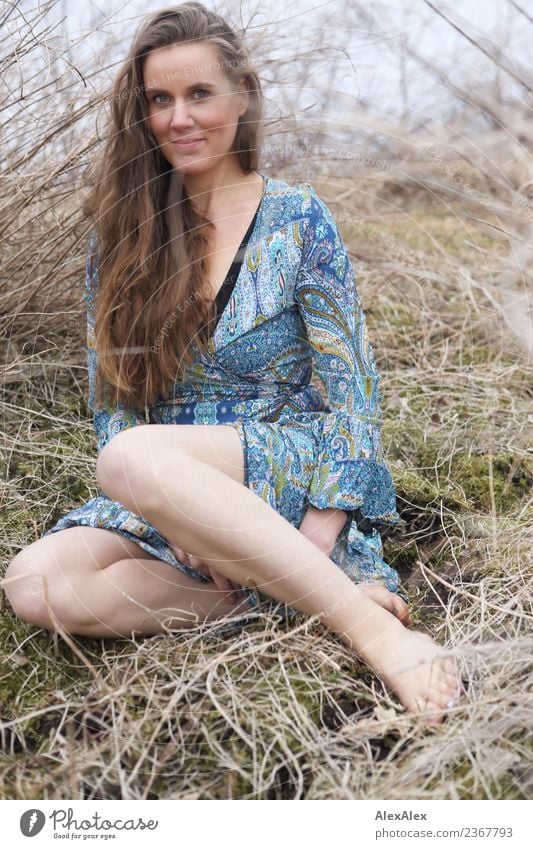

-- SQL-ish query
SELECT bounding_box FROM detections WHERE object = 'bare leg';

[4,532,409,639]
[3,527,251,639]
[97,429,462,723]
[51,556,252,638]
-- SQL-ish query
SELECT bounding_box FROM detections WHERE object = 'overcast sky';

[6,0,530,159]
[49,0,530,120]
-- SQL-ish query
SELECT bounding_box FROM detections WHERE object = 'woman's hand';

[170,545,245,605]
[298,505,348,557]
[170,505,347,605]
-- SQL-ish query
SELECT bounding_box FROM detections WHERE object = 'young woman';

[4,2,462,723]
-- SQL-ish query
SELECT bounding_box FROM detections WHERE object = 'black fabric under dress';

[210,207,259,335]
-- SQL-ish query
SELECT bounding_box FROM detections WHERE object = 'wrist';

[305,504,349,525]
[300,504,349,546]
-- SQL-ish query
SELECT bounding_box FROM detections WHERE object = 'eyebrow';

[145,81,215,93]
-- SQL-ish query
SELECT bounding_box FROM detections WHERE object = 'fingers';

[169,546,243,603]
[187,553,206,569]
[170,545,211,578]
[170,545,190,565]
[395,599,412,626]
[383,589,411,625]
[209,568,244,604]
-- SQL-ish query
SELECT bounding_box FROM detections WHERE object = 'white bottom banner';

[1,799,530,848]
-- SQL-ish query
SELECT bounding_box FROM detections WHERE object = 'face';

[142,41,249,175]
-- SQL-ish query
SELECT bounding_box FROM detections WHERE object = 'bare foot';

[362,624,462,724]
[357,583,412,626]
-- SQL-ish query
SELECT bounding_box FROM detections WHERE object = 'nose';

[169,98,196,131]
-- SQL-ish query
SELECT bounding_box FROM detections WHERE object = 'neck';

[179,162,260,217]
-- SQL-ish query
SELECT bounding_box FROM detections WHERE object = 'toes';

[435,682,462,710]
[442,656,459,678]
[444,672,463,698]
[438,687,460,707]
[442,666,459,684]
[413,697,445,724]
[426,707,445,724]
[431,673,462,706]
[431,655,461,690]
[434,679,458,700]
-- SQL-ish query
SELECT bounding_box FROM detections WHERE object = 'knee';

[96,426,192,510]
[3,553,57,629]
[96,426,151,502]
[3,552,91,634]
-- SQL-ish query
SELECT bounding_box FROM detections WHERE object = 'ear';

[237,77,250,117]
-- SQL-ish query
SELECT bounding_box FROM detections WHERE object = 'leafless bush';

[1,0,531,800]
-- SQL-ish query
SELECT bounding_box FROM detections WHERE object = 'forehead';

[143,42,224,88]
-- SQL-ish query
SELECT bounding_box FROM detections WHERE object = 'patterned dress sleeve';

[295,186,400,531]
[85,230,147,454]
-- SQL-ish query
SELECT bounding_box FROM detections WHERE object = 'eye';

[150,89,210,105]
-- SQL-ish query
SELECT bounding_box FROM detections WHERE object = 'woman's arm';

[85,231,146,454]
[294,185,401,529]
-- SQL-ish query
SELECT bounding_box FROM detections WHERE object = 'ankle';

[338,589,407,663]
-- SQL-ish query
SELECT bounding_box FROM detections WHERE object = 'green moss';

[427,761,527,800]
[289,677,323,718]
[0,613,94,751]
[460,344,498,366]
[229,774,258,799]
[385,541,420,581]
[359,209,498,260]
[380,304,416,329]
[386,414,531,519]
[2,502,43,537]
[5,416,95,526]
[393,467,441,504]
[449,452,532,513]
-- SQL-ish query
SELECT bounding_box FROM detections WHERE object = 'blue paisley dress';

[43,172,403,637]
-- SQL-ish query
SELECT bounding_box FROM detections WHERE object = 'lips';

[172,137,205,145]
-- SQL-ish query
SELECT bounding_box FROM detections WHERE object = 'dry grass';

[0,0,532,799]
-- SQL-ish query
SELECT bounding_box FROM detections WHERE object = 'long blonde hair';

[83,2,264,413]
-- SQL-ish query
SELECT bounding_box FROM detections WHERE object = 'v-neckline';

[213,207,259,312]
[207,172,268,352]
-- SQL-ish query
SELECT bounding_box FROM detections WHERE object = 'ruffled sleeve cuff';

[307,411,401,529]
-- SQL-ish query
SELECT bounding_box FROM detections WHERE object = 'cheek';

[148,111,166,135]
[202,102,238,133]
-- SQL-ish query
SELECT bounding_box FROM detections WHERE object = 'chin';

[169,156,209,171]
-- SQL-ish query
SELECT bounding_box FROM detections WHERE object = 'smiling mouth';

[171,137,205,145]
